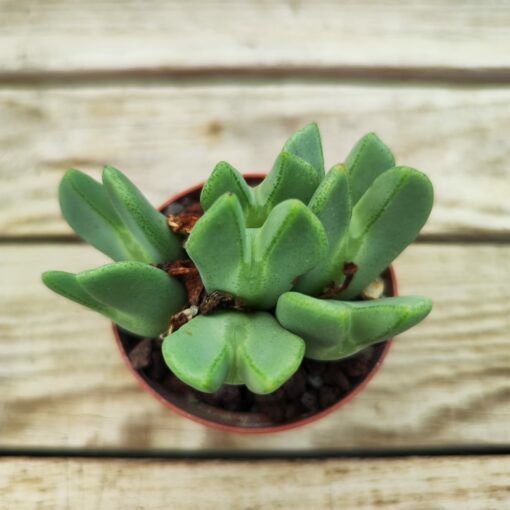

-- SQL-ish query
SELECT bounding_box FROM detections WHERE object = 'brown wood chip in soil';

[167,202,203,235]
[319,262,359,299]
[164,259,204,306]
[199,290,246,315]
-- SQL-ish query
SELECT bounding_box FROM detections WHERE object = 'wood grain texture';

[1,84,510,237]
[1,456,510,509]
[0,0,509,72]
[1,243,509,451]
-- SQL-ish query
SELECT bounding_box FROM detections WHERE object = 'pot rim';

[112,174,397,434]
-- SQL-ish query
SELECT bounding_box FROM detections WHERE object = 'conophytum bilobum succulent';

[43,123,433,394]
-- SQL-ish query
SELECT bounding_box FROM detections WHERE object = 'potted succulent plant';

[42,124,433,433]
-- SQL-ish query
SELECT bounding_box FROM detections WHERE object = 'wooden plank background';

[2,243,509,450]
[2,456,510,509]
[1,84,510,238]
[1,1,510,507]
[1,0,509,72]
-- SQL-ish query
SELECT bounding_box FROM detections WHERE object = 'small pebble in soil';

[307,374,324,389]
[163,202,185,215]
[361,276,385,300]
[128,338,152,370]
[300,391,319,412]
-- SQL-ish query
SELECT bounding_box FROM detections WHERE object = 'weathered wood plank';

[1,243,509,450]
[1,0,509,72]
[1,456,510,509]
[1,84,509,237]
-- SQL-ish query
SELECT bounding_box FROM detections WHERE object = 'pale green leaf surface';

[200,161,255,212]
[276,293,432,361]
[346,132,395,204]
[199,125,324,227]
[338,166,433,299]
[282,122,325,178]
[77,261,186,337]
[254,151,321,222]
[42,271,111,315]
[295,164,352,294]
[185,193,247,295]
[43,262,185,337]
[252,199,328,307]
[58,169,138,261]
[162,312,305,394]
[102,166,183,264]
[187,196,327,309]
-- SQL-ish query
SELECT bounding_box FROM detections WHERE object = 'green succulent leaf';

[337,166,433,299]
[43,262,186,337]
[102,166,183,264]
[59,169,143,261]
[42,270,111,315]
[186,195,328,308]
[254,151,321,222]
[295,164,351,294]
[200,161,255,213]
[162,311,305,394]
[253,197,328,305]
[276,293,432,361]
[346,132,395,204]
[200,125,323,227]
[59,167,183,264]
[185,192,247,295]
[282,122,325,178]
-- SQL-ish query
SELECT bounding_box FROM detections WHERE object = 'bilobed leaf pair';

[186,194,328,309]
[201,123,325,227]
[59,166,182,263]
[43,166,186,337]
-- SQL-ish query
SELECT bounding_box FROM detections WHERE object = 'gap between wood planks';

[3,445,510,460]
[1,66,510,87]
[1,234,510,245]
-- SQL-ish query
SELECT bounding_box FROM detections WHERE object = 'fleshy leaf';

[254,151,321,223]
[276,293,432,360]
[185,193,247,297]
[200,161,255,213]
[186,195,328,308]
[42,270,111,315]
[43,262,186,337]
[346,132,395,204]
[282,122,325,178]
[102,166,183,264]
[59,169,142,261]
[295,164,351,294]
[199,125,324,227]
[338,166,433,299]
[252,199,328,307]
[162,311,305,394]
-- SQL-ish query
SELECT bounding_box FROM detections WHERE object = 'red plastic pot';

[113,175,396,434]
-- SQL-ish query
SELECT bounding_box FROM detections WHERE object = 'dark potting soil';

[121,178,389,427]
[124,333,385,424]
